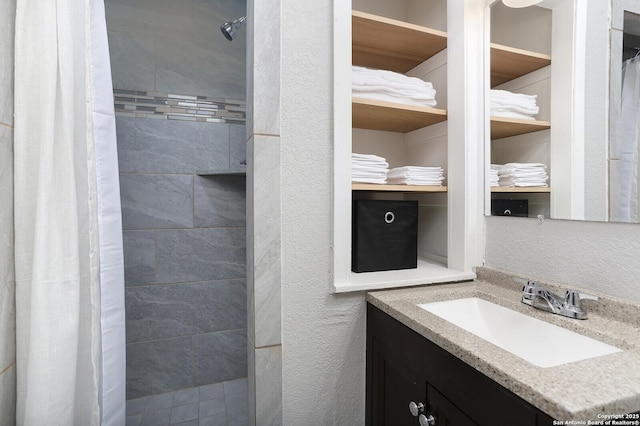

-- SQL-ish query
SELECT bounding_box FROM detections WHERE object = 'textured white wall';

[280,0,366,424]
[485,216,640,303]
[0,0,16,423]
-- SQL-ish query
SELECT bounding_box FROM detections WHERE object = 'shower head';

[220,16,246,41]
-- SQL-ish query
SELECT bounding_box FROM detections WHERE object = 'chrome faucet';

[521,281,598,320]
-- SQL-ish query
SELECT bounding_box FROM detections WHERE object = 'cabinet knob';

[419,413,436,426]
[408,401,425,416]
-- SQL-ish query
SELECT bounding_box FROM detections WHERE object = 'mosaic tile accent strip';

[113,89,246,124]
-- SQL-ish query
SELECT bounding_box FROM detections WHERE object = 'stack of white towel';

[490,89,539,120]
[387,166,445,186]
[352,66,437,107]
[352,153,389,184]
[497,163,548,187]
[490,164,501,187]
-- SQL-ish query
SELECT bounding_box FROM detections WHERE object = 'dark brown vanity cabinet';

[366,303,555,426]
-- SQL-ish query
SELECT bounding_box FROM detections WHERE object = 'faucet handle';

[579,293,598,301]
[564,290,598,307]
[522,280,538,292]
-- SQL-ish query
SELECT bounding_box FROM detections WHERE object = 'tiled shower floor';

[126,378,248,426]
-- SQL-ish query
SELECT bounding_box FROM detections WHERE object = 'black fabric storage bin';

[352,200,418,273]
[491,199,529,217]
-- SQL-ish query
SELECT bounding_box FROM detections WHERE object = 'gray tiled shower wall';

[104,0,248,400]
[118,117,247,399]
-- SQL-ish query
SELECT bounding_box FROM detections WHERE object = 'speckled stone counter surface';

[366,266,640,421]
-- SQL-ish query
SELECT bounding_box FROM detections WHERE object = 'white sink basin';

[417,297,621,368]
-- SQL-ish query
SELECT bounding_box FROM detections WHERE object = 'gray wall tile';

[228,279,247,330]
[0,127,14,287]
[254,345,282,426]
[230,124,247,168]
[116,117,231,174]
[0,279,15,372]
[126,337,193,399]
[105,0,193,40]
[156,38,245,99]
[156,228,246,283]
[108,31,156,92]
[123,231,156,286]
[0,0,15,126]
[125,281,232,343]
[0,364,16,426]
[0,2,14,421]
[108,0,248,399]
[120,174,193,230]
[192,0,247,42]
[194,176,245,228]
[193,329,247,385]
[170,403,199,424]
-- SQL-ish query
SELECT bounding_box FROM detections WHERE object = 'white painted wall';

[280,0,366,424]
[484,216,640,303]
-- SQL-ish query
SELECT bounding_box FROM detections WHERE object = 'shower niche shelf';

[196,169,246,176]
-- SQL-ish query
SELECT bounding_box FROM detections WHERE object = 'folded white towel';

[491,89,537,104]
[352,153,386,163]
[353,171,388,180]
[387,177,444,186]
[352,66,438,108]
[352,177,388,184]
[490,110,537,121]
[352,152,389,183]
[501,162,547,170]
[490,89,539,120]
[386,166,445,186]
[388,166,443,173]
[499,180,549,188]
[352,66,433,89]
[353,92,438,108]
[353,163,389,172]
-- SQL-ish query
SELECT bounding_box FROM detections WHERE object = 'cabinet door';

[427,383,478,426]
[368,337,427,426]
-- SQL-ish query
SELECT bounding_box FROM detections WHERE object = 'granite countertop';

[366,267,640,421]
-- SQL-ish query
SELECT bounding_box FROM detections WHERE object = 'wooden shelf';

[352,183,447,192]
[353,97,447,133]
[491,187,550,193]
[352,10,447,73]
[490,43,551,87]
[490,116,550,140]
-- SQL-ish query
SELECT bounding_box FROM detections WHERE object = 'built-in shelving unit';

[352,183,447,192]
[352,97,447,132]
[352,10,447,73]
[333,5,474,293]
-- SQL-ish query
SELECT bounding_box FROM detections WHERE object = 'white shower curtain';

[13,0,125,424]
[613,56,640,222]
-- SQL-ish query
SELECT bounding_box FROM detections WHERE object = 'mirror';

[610,2,640,222]
[486,0,640,223]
